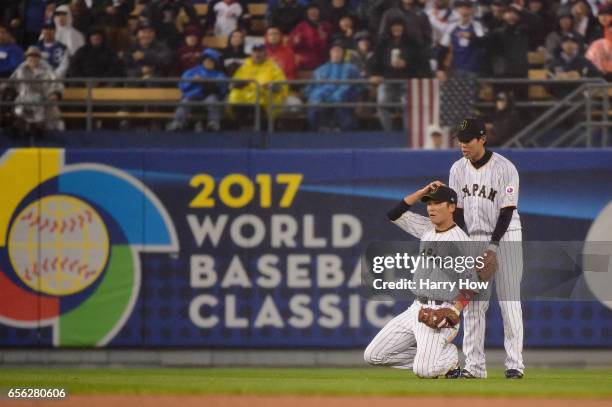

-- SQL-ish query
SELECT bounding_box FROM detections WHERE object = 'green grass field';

[1,368,612,398]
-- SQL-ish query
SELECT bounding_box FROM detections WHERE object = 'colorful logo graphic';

[0,149,178,346]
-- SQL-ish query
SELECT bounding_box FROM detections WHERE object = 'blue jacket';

[305,61,362,103]
[0,43,25,77]
[179,49,227,99]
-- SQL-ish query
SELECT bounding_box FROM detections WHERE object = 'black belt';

[417,297,444,305]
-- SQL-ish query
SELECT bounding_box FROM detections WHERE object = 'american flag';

[406,79,440,148]
[406,75,477,148]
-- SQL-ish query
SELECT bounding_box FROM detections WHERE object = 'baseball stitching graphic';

[7,195,110,296]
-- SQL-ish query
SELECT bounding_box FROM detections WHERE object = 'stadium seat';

[528,69,551,100]
[62,88,181,120]
[202,35,228,49]
[527,50,546,67]
[194,4,208,16]
[247,4,268,16]
[248,4,268,34]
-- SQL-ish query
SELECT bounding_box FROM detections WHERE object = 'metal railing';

[2,76,611,148]
[0,77,262,132]
[478,77,610,148]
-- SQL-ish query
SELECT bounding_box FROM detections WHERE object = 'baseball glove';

[418,306,461,329]
[477,249,497,282]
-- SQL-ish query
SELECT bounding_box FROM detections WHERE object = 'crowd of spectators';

[1,0,611,135]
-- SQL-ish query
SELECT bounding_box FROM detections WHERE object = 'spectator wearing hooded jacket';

[69,0,94,36]
[168,48,227,132]
[485,91,526,147]
[0,24,24,78]
[379,0,432,50]
[289,3,333,70]
[488,6,530,78]
[8,46,64,132]
[524,0,555,50]
[228,44,288,122]
[304,40,362,131]
[53,5,85,56]
[346,30,374,77]
[370,17,431,131]
[68,29,124,78]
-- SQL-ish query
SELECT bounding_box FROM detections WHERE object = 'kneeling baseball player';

[364,182,479,378]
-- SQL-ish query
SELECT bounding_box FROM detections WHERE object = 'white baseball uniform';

[449,151,524,377]
[364,208,477,378]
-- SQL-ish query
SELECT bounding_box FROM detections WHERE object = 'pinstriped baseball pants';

[462,229,524,377]
[364,301,459,378]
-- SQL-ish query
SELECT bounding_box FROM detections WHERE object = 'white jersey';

[213,2,243,38]
[449,151,525,378]
[393,210,469,242]
[392,211,479,301]
[363,208,469,377]
[449,152,521,237]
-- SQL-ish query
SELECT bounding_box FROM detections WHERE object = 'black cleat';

[445,366,462,379]
[505,369,524,379]
[460,369,478,378]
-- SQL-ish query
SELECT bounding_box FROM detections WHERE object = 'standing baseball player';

[364,182,479,378]
[449,118,524,379]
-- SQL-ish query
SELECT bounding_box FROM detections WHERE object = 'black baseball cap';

[456,117,486,142]
[421,185,458,205]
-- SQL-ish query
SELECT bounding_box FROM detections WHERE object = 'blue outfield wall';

[0,131,409,149]
[0,148,612,348]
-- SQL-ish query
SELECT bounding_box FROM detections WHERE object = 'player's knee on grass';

[413,351,454,379]
[363,344,385,365]
[413,363,446,378]
[413,364,434,378]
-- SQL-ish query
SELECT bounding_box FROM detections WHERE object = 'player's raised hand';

[403,181,446,205]
[420,180,446,196]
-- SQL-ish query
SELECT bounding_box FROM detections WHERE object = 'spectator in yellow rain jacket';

[228,43,288,127]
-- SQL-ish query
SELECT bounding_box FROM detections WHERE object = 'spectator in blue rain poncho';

[168,48,227,132]
[304,40,362,131]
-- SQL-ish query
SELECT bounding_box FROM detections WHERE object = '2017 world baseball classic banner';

[1,148,611,348]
